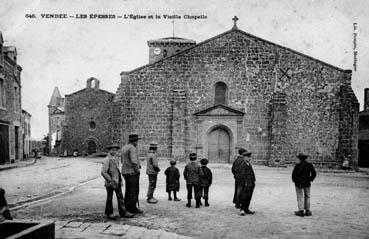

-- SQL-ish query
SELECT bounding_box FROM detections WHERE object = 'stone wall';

[115,29,358,165]
[62,86,114,155]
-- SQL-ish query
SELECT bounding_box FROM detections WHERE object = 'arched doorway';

[207,127,230,163]
[87,140,96,155]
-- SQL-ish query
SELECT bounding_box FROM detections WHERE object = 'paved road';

[3,157,369,238]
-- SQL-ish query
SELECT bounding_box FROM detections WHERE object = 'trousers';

[123,174,140,212]
[186,184,201,200]
[146,174,157,199]
[105,186,127,216]
[200,186,209,200]
[295,186,311,210]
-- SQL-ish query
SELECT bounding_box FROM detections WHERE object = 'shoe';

[240,210,246,216]
[132,208,144,214]
[195,204,200,208]
[235,204,241,209]
[199,201,203,206]
[120,212,134,218]
[174,198,181,201]
[168,197,173,201]
[205,202,209,207]
[305,210,312,216]
[295,210,305,217]
[245,210,255,214]
[147,198,158,204]
[186,203,191,207]
[106,214,118,220]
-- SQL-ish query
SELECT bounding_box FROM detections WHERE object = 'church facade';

[113,20,359,167]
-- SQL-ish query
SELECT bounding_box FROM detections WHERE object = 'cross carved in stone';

[232,16,239,29]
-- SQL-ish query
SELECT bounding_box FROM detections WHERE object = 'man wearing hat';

[146,142,160,204]
[292,153,316,217]
[232,148,256,216]
[121,134,143,214]
[183,153,203,208]
[101,144,133,219]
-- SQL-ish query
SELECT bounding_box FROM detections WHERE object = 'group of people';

[101,133,317,219]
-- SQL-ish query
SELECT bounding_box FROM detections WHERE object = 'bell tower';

[147,37,196,64]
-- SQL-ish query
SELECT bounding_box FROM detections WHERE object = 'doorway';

[87,140,97,155]
[358,140,369,167]
[207,127,230,163]
[0,124,9,164]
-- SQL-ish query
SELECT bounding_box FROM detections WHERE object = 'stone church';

[112,18,359,167]
[48,78,114,156]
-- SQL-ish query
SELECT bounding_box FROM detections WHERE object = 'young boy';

[292,153,316,217]
[199,158,212,207]
[164,159,181,201]
[183,153,203,208]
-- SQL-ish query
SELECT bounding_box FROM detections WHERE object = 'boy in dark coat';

[292,153,316,217]
[184,153,203,208]
[199,158,212,207]
[164,159,181,201]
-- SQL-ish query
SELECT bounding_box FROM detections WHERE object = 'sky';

[0,0,368,140]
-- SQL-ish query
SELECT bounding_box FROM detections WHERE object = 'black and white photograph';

[0,0,368,238]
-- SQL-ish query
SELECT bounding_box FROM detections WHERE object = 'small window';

[214,82,227,105]
[0,79,5,108]
[89,121,96,130]
[14,86,18,110]
[163,49,168,58]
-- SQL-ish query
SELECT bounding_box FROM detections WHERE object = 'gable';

[125,28,346,75]
[194,104,244,117]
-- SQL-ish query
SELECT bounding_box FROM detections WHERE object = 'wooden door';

[0,124,9,164]
[208,128,230,163]
[87,141,96,155]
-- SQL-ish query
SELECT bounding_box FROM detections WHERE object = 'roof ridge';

[122,27,349,75]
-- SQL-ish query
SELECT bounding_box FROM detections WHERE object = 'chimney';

[364,88,369,111]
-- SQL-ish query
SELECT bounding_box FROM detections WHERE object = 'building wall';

[114,29,358,167]
[0,45,23,164]
[62,80,114,155]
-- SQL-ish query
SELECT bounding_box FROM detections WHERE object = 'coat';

[121,143,140,175]
[292,161,316,188]
[199,166,212,187]
[101,154,122,189]
[146,151,160,175]
[183,161,203,185]
[165,166,180,192]
[232,156,256,186]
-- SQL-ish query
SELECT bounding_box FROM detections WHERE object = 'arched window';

[214,82,227,105]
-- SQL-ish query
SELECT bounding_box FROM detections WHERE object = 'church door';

[87,140,96,155]
[208,128,230,163]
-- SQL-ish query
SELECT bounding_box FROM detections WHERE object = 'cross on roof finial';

[232,16,239,30]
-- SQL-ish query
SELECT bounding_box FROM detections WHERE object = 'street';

[1,156,369,239]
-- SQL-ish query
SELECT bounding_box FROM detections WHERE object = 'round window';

[89,121,96,130]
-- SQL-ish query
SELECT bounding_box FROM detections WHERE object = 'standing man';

[232,148,256,216]
[146,142,160,204]
[232,149,244,209]
[101,144,133,219]
[292,153,316,217]
[121,134,143,214]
